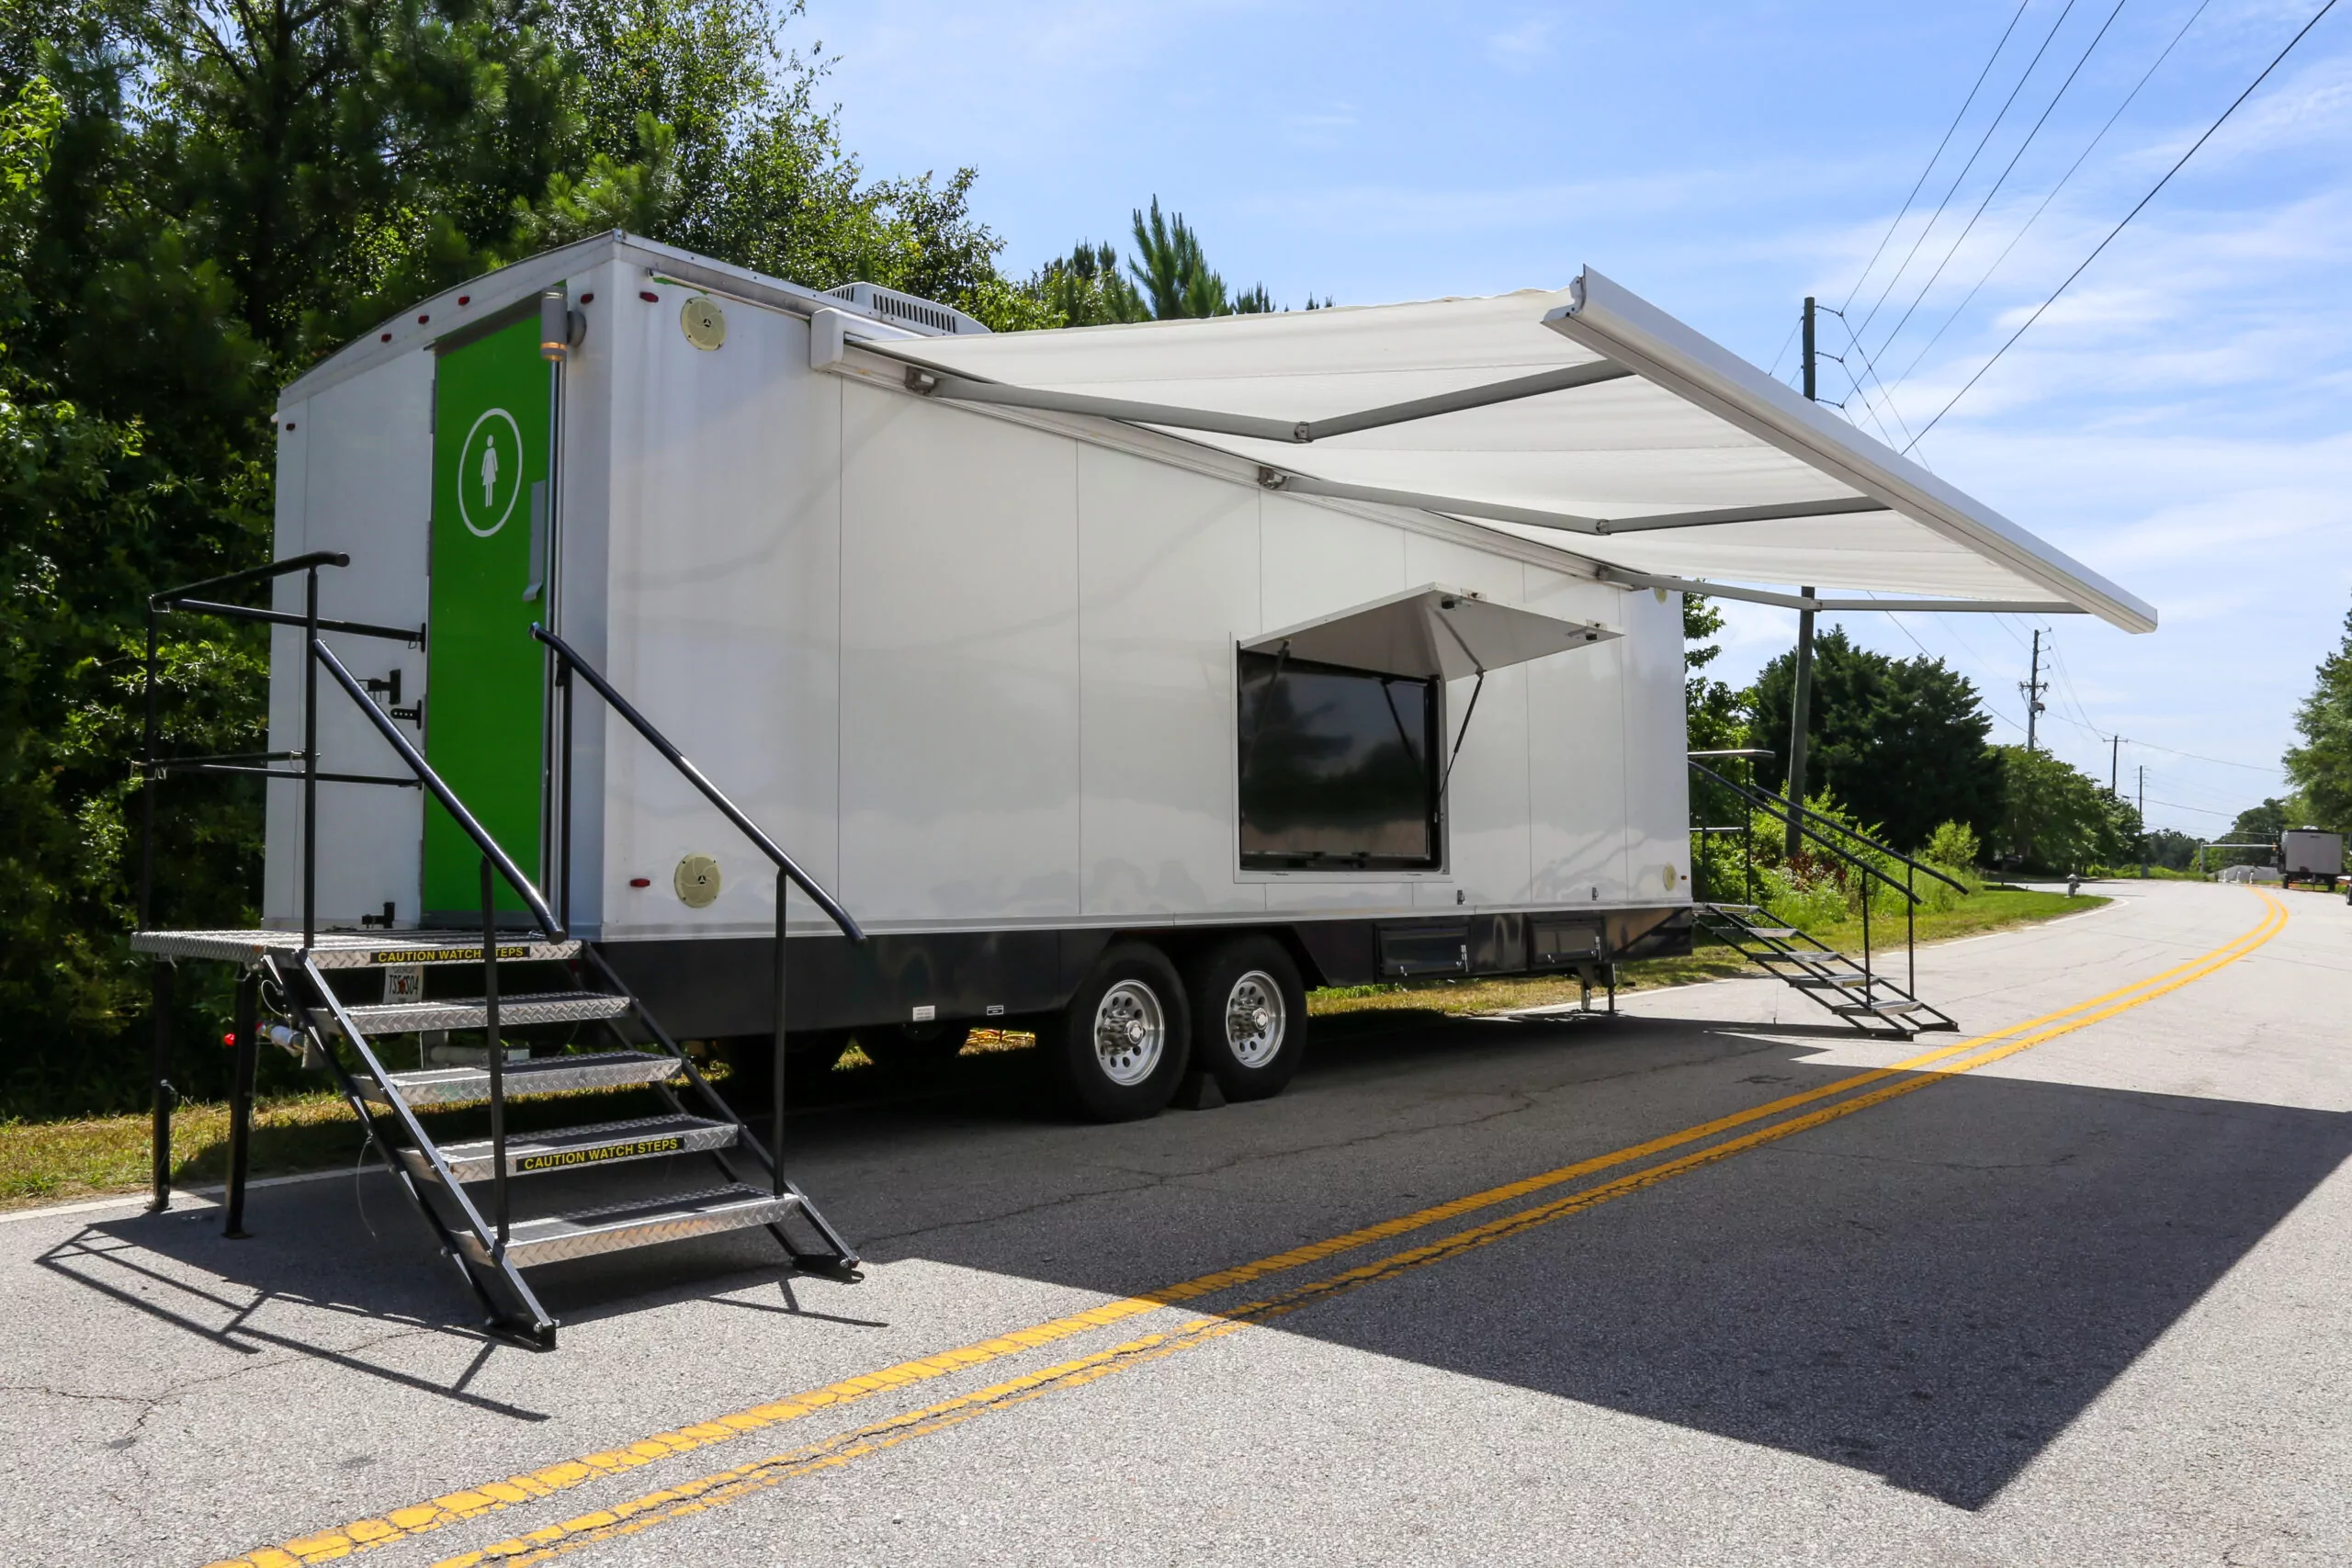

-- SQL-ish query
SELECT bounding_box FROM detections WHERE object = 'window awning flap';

[845,267,2155,633]
[1241,584,1617,682]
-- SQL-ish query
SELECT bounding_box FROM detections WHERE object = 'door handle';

[524,480,548,602]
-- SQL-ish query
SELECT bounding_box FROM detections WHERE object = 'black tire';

[1041,942,1191,1121]
[1184,936,1307,1101]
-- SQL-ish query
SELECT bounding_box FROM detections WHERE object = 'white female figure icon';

[479,434,500,511]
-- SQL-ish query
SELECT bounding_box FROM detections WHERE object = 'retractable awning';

[1241,583,1616,682]
[830,268,2153,632]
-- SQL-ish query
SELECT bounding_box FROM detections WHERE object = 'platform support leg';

[1607,963,1618,1016]
[224,968,260,1238]
[149,963,175,1212]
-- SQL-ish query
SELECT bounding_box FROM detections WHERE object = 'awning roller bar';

[1591,565,2086,615]
[1258,468,1892,536]
[899,357,1634,446]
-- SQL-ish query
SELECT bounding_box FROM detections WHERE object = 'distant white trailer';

[2280,829,2344,891]
[256,231,2154,1117]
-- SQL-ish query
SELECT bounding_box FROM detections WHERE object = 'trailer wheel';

[1044,942,1190,1121]
[1186,936,1307,1101]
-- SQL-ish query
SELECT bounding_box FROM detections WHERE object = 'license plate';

[382,964,425,1004]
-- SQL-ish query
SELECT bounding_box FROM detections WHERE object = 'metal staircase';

[1689,752,1961,1040]
[130,555,865,1349]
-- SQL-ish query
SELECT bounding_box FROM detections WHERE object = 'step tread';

[1833,998,1930,1015]
[334,992,630,1035]
[363,1051,683,1108]
[413,1114,741,1182]
[482,1184,801,1269]
[131,929,578,969]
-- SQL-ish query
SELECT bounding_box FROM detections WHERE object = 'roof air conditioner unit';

[822,282,989,337]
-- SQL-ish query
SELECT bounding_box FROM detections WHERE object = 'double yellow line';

[213,891,2286,1568]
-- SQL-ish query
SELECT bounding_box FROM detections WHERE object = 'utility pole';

[2137,763,2147,877]
[2019,629,2048,752]
[1802,296,1817,402]
[2109,733,2120,794]
[1784,295,1820,863]
[1786,586,1816,861]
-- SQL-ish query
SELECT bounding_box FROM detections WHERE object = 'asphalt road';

[5,879,2347,1567]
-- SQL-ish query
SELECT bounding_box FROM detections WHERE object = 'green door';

[424,314,551,919]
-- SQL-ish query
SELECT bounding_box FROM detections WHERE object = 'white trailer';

[2280,829,2344,890]
[132,232,2152,1340]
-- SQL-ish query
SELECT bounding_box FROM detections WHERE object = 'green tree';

[1035,240,1144,327]
[1030,196,1306,325]
[1749,627,2003,852]
[2283,599,2352,830]
[1995,745,2134,873]
[2,0,1052,1114]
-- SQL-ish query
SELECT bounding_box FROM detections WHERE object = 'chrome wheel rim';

[1092,980,1166,1086]
[1224,970,1286,1069]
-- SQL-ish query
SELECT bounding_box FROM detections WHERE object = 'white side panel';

[262,408,307,925]
[1076,446,1265,917]
[1622,587,1692,902]
[1402,535,1531,908]
[552,256,623,936]
[1525,569,1631,906]
[1254,494,1416,914]
[839,383,1080,924]
[601,287,842,938]
[263,355,433,927]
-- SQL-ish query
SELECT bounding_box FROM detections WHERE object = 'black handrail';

[147,550,349,611]
[531,624,863,942]
[165,596,422,645]
[312,640,563,937]
[1689,759,1967,896]
[534,622,862,1208]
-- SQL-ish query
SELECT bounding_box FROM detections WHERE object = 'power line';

[1905,0,2345,450]
[1838,0,2036,317]
[1852,0,2085,346]
[1871,0,2133,367]
[1888,0,2214,392]
[1829,309,1928,454]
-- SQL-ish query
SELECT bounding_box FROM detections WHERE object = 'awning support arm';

[1258,468,1889,536]
[897,359,1632,445]
[1440,669,1486,799]
[1589,566,2088,615]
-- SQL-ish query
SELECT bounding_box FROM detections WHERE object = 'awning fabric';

[1241,584,1618,682]
[860,268,2154,632]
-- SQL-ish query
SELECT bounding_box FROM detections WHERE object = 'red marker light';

[379,333,391,342]
[639,290,660,303]
[579,292,595,304]
[629,877,651,888]
[458,294,470,306]
[221,1032,236,1047]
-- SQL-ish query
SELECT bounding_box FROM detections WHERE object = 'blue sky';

[797,0,2352,838]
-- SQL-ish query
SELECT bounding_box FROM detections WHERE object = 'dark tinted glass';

[1238,651,1440,870]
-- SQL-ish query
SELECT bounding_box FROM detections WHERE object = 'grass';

[0,1081,707,1213]
[0,889,2108,1213]
[1308,886,2109,1023]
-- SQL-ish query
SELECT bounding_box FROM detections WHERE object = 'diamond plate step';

[404,1114,739,1184]
[360,1051,683,1109]
[1834,998,1929,1016]
[458,1185,801,1269]
[131,929,579,968]
[331,992,630,1036]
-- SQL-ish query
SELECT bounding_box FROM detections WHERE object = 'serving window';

[1238,649,1442,872]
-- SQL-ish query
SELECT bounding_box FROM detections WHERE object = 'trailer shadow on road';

[39,1010,2352,1510]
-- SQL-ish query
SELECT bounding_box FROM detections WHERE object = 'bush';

[1924,820,1980,872]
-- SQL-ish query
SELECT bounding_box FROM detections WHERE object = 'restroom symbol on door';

[458,406,524,537]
